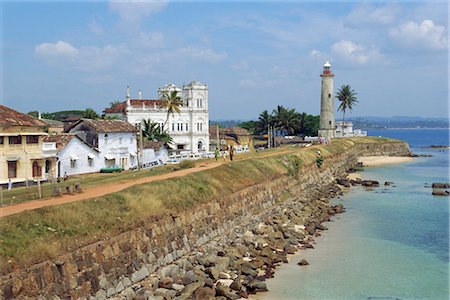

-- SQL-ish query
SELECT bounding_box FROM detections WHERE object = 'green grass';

[0,137,406,273]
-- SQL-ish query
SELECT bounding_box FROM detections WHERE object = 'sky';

[1,0,448,120]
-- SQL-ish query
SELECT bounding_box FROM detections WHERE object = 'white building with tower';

[318,61,336,139]
[104,81,209,153]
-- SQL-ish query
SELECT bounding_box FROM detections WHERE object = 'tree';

[238,120,257,134]
[272,105,301,135]
[109,100,122,107]
[336,85,358,135]
[159,90,183,127]
[83,108,99,119]
[142,119,173,144]
[302,114,320,136]
[256,110,272,134]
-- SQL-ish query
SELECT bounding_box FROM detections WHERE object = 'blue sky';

[1,0,448,120]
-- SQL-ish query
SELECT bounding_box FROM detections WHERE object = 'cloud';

[390,20,447,50]
[35,41,79,60]
[109,0,168,28]
[345,3,399,26]
[138,31,165,48]
[89,20,104,35]
[331,40,383,65]
[176,47,227,63]
[35,41,128,71]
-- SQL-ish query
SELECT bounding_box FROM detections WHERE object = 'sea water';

[260,129,449,300]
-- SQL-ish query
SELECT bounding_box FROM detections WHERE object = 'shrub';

[179,160,195,169]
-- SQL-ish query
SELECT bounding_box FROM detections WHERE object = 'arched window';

[198,141,203,151]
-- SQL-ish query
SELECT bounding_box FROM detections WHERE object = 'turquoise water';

[261,130,449,300]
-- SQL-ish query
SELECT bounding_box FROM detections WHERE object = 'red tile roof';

[69,118,137,133]
[104,100,162,114]
[43,134,76,150]
[0,105,48,127]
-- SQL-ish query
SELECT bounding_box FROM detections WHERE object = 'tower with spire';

[318,61,335,139]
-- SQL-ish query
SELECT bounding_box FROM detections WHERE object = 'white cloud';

[345,3,399,26]
[89,20,104,35]
[390,20,447,50]
[35,41,79,60]
[331,40,383,65]
[35,41,128,72]
[109,0,168,28]
[138,31,165,48]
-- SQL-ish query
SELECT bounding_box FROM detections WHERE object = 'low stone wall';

[0,141,410,299]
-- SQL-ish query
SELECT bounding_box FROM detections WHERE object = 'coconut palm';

[142,119,173,144]
[272,105,300,135]
[336,85,358,135]
[256,110,273,134]
[159,90,183,127]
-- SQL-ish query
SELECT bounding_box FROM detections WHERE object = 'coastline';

[250,155,415,300]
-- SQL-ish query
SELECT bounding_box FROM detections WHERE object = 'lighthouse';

[318,61,335,139]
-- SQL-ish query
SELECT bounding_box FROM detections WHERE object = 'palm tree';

[142,119,173,144]
[109,100,121,107]
[159,90,183,127]
[272,106,300,135]
[336,85,358,135]
[256,110,272,134]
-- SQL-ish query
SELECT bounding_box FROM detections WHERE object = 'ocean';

[260,129,449,300]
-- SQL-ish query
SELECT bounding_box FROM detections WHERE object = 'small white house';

[68,119,137,170]
[335,121,367,137]
[43,134,100,177]
[142,141,169,168]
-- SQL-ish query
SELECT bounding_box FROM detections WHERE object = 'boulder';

[183,270,199,285]
[230,278,242,291]
[384,181,394,186]
[432,183,450,189]
[246,279,268,293]
[432,190,449,196]
[336,178,351,187]
[158,277,173,289]
[193,287,215,300]
[297,259,309,266]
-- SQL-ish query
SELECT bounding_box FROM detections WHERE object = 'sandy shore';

[358,156,414,167]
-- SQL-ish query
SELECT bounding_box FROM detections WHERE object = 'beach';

[358,155,414,166]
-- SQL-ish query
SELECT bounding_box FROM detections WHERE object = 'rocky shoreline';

[113,183,347,300]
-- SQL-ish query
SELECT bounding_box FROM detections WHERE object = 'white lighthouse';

[318,61,335,139]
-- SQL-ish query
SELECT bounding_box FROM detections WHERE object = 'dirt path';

[0,146,309,218]
[0,161,224,218]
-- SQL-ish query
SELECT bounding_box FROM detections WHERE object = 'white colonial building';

[104,81,209,153]
[335,121,367,137]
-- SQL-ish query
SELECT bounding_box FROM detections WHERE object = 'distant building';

[0,105,57,185]
[42,118,64,134]
[335,121,367,137]
[318,61,336,139]
[67,119,137,170]
[104,81,209,154]
[43,134,100,177]
[209,127,252,153]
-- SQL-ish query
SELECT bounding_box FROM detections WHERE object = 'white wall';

[58,138,100,176]
[98,132,137,170]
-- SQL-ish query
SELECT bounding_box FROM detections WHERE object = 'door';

[32,161,42,178]
[7,161,17,178]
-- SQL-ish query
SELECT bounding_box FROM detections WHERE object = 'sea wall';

[0,141,410,299]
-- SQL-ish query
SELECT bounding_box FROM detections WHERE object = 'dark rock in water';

[247,280,268,293]
[430,145,449,149]
[362,180,380,187]
[316,223,328,230]
[336,178,351,187]
[384,181,394,186]
[432,182,450,189]
[297,259,309,266]
[432,190,449,196]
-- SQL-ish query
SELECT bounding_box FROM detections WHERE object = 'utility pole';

[139,123,144,169]
[37,179,42,199]
[267,125,271,149]
[216,124,220,150]
[136,124,141,170]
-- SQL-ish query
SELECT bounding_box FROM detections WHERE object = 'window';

[0,136,3,145]
[70,159,77,168]
[198,141,203,151]
[88,157,94,167]
[104,134,108,145]
[177,123,182,131]
[26,136,39,144]
[119,137,123,144]
[9,136,22,145]
[329,121,332,125]
[328,93,331,98]
[8,161,17,178]
[186,123,189,131]
[32,161,42,177]
[196,98,203,108]
[172,123,175,131]
[177,144,184,150]
[197,123,203,131]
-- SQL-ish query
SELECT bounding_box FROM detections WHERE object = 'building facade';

[335,121,367,138]
[0,105,57,185]
[43,134,100,177]
[68,119,137,170]
[104,81,209,154]
[318,61,336,139]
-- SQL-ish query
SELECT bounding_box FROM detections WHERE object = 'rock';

[154,288,177,299]
[158,277,173,289]
[384,181,394,186]
[297,259,309,266]
[230,278,242,291]
[183,270,199,285]
[246,280,268,293]
[432,190,449,196]
[193,287,215,300]
[316,224,328,231]
[216,283,240,300]
[432,182,450,189]
[240,266,257,277]
[205,267,220,280]
[182,281,205,297]
[219,272,232,279]
[336,178,351,187]
[172,283,185,292]
[361,180,380,187]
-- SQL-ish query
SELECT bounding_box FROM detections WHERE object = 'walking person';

[214,147,219,161]
[7,179,12,191]
[229,145,234,161]
[222,149,227,161]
